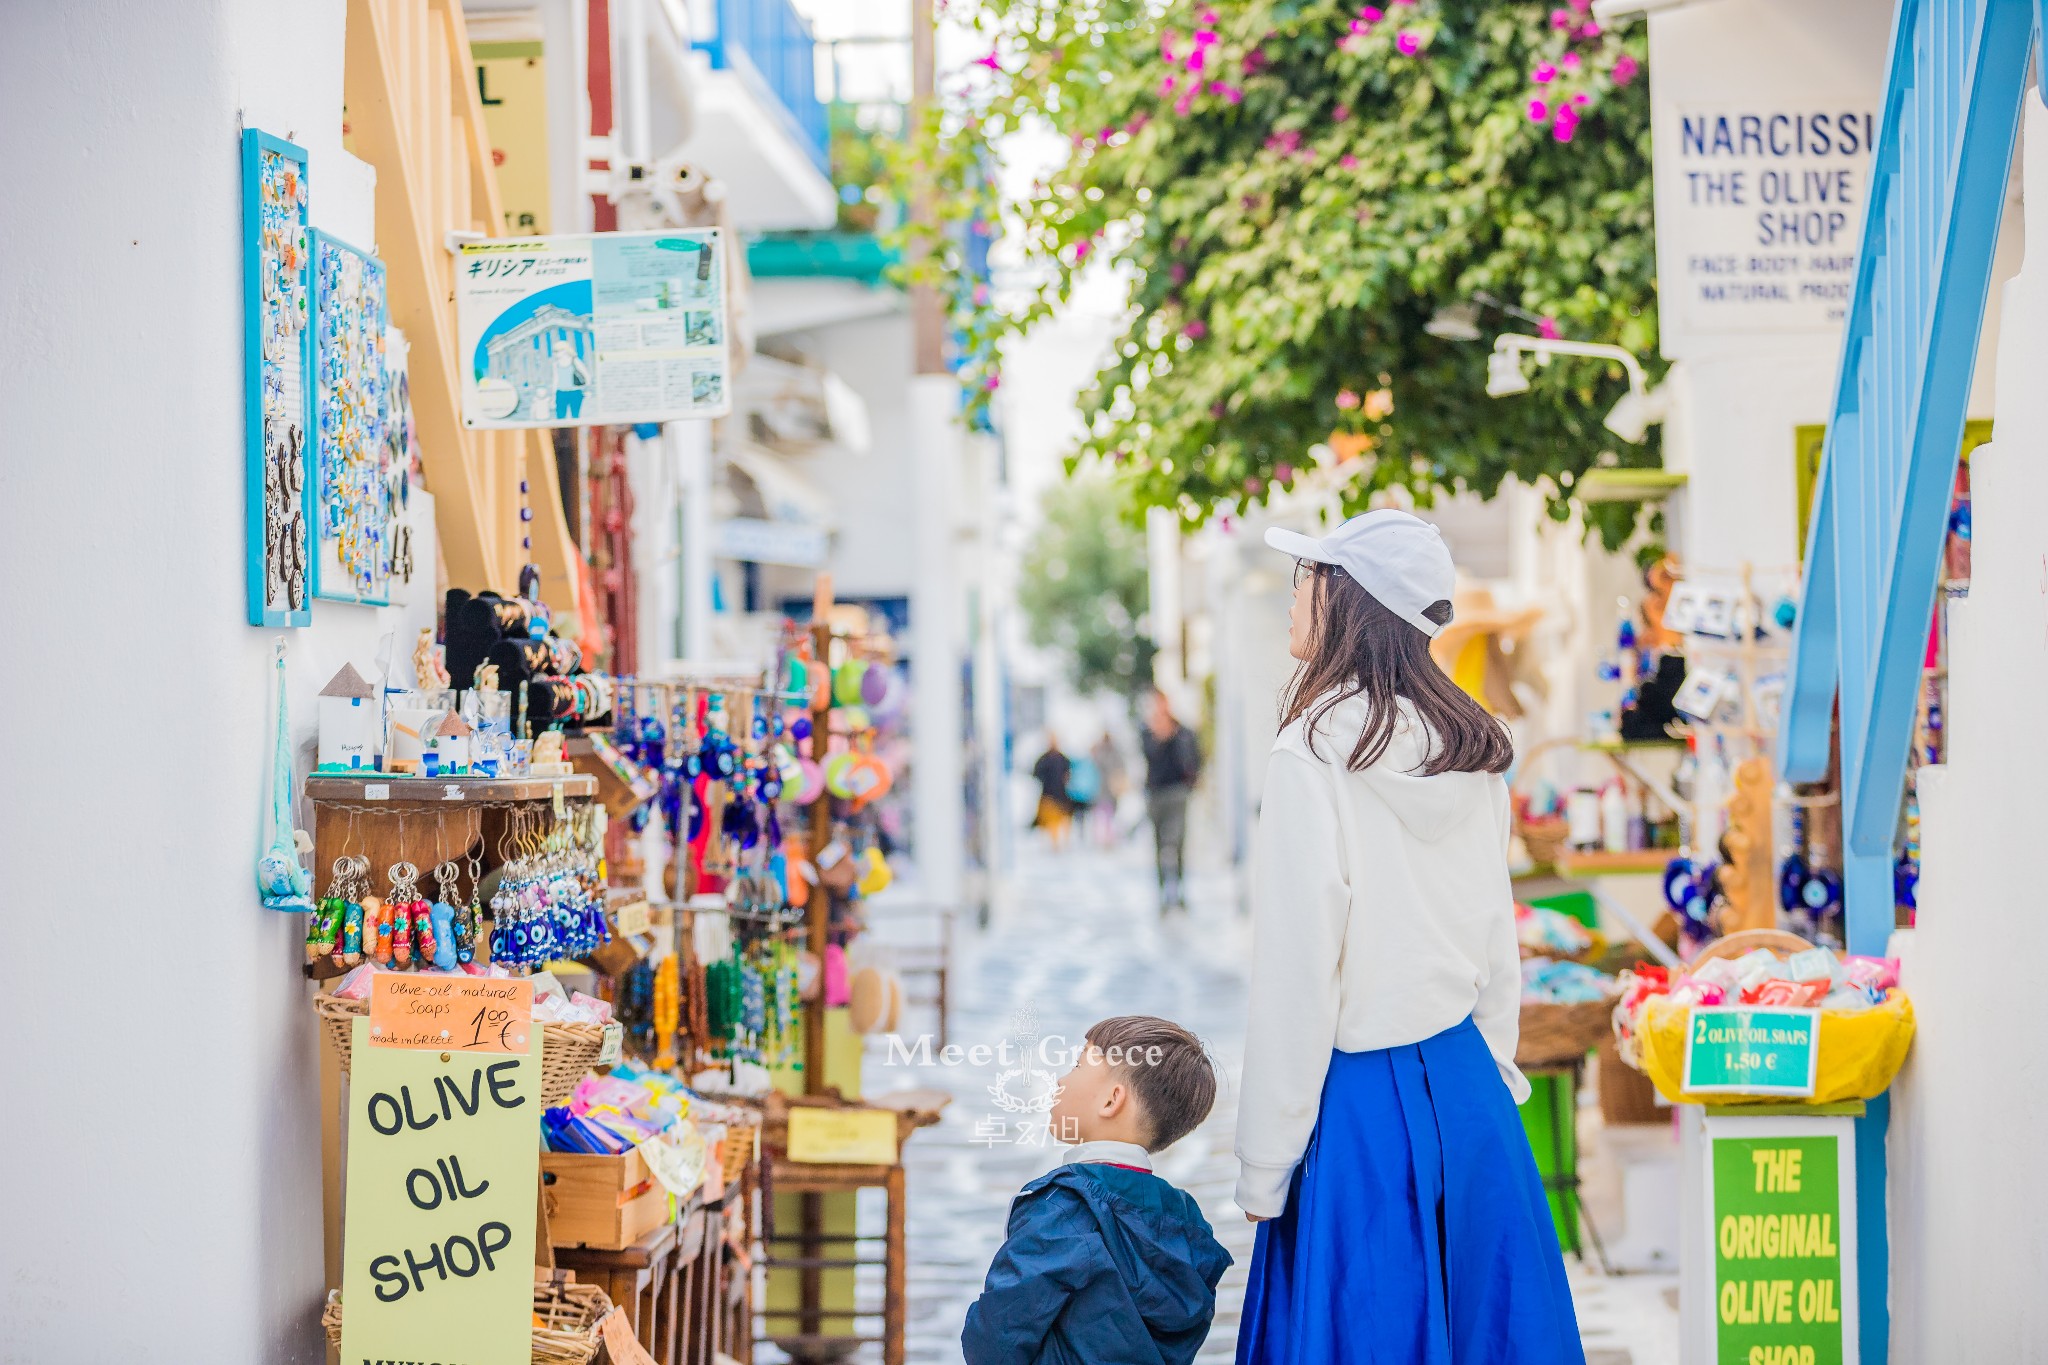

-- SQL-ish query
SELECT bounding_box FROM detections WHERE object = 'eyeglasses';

[1293,559,1339,587]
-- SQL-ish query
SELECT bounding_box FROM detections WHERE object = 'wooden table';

[757,1157,907,1365]
[553,1182,753,1365]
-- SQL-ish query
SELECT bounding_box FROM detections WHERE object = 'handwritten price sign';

[368,976,534,1053]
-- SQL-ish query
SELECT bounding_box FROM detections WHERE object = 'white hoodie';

[1234,693,1527,1218]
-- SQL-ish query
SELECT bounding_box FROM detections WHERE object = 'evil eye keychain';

[307,858,348,966]
[330,855,367,970]
[430,862,464,971]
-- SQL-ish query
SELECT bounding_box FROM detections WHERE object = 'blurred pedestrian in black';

[1031,736,1075,851]
[1140,689,1202,910]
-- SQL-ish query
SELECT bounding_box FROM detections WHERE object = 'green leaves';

[892,0,1663,547]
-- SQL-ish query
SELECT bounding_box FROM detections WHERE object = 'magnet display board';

[309,229,393,604]
[242,128,314,626]
[455,229,730,428]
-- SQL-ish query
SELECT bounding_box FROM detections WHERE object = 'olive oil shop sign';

[338,982,540,1365]
[1660,107,1878,336]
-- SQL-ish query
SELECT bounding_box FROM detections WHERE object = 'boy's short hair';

[1084,1016,1216,1152]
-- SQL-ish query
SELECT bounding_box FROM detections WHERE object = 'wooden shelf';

[1555,848,1676,876]
[305,773,598,804]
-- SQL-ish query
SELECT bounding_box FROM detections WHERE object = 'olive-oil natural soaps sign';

[339,977,541,1365]
[1704,1118,1857,1365]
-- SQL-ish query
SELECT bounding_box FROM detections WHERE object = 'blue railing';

[695,0,831,177]
[1776,3,2035,1361]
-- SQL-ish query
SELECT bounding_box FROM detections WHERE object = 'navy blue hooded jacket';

[962,1162,1231,1365]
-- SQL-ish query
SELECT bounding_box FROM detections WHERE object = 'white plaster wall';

[1888,96,2048,1365]
[0,2,434,1356]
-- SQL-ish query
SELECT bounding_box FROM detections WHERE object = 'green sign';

[1683,1007,1819,1096]
[1708,1128,1853,1365]
[339,1017,541,1365]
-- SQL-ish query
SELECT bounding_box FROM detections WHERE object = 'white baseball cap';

[1265,509,1457,637]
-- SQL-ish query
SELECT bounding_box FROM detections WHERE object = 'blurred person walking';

[1089,732,1129,846]
[1140,689,1202,910]
[1031,736,1076,851]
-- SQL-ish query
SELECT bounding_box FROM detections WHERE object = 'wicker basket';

[1516,996,1620,1068]
[313,993,607,1107]
[1516,815,1570,868]
[322,1280,612,1364]
[718,1117,759,1186]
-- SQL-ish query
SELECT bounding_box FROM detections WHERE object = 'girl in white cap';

[1234,509,1582,1365]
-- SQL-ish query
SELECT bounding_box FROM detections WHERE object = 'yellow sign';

[786,1107,899,1165]
[614,899,651,937]
[473,41,551,236]
[339,1017,541,1365]
[368,974,533,1053]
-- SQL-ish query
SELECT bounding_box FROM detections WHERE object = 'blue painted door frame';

[1776,2,2039,1359]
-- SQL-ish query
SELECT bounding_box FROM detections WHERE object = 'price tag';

[614,900,651,937]
[365,783,391,801]
[787,1107,898,1165]
[443,784,464,800]
[1682,1006,1820,1096]
[367,975,534,1053]
[597,1022,624,1066]
[600,1307,658,1365]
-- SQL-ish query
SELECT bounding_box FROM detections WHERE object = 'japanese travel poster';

[454,229,730,428]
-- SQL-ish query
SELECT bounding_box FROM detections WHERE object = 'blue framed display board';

[308,229,394,605]
[242,128,314,626]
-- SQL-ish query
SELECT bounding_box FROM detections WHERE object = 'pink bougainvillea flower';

[1553,120,1576,143]
[1161,31,1178,60]
[1338,33,1364,53]
[1243,48,1268,74]
[972,283,991,306]
[1336,389,1362,409]
[1186,47,1207,73]
[1396,31,1421,55]
[1612,54,1639,85]
[1350,17,1368,33]
[1169,262,1189,284]
[1266,129,1302,153]
[1073,240,1091,263]
[1245,476,1265,494]
[1528,98,1549,121]
[1361,4,1384,19]
[1537,317,1562,340]
[1161,74,1178,95]
[1532,62,1556,82]
[1222,84,1244,104]
[1569,0,1591,11]
[1184,320,1208,339]
[1201,8,1219,24]
[1340,153,1360,169]
[1551,8,1573,28]
[1580,20,1602,37]
[983,374,1001,391]
[1276,463,1296,485]
[1572,91,1590,106]
[1211,401,1228,417]
[1126,112,1152,133]
[973,51,1002,71]
[1175,93,1194,115]
[1333,103,1352,122]
[1562,51,1581,68]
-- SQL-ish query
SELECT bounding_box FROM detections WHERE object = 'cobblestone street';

[845,840,1681,1365]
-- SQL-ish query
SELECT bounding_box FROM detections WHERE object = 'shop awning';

[722,441,835,530]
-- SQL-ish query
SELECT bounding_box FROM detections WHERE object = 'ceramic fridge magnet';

[242,128,314,627]
[308,229,392,605]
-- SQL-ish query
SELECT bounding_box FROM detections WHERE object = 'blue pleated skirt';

[1237,1017,1584,1365]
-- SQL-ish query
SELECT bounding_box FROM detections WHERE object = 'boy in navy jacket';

[963,1016,1230,1365]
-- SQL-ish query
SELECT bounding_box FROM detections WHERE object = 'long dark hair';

[1280,562,1514,776]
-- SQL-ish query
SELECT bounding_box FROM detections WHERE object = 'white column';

[625,427,677,669]
[908,375,964,905]
[667,419,715,661]
[1147,505,1184,692]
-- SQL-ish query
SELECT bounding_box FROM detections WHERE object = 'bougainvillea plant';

[887,0,1661,546]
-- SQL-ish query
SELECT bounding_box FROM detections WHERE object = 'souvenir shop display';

[243,128,313,627]
[1612,933,1916,1105]
[445,581,615,734]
